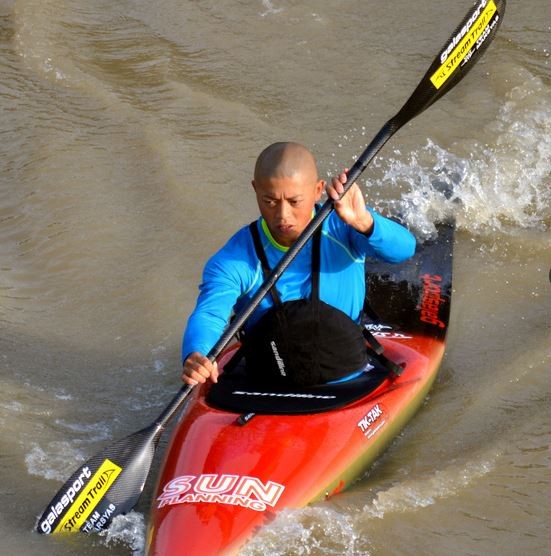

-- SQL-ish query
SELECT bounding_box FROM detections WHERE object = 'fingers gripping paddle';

[36,0,505,536]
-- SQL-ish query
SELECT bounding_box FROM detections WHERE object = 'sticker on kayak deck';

[157,474,285,512]
[418,273,446,328]
[364,324,412,340]
[52,459,122,533]
[357,403,387,439]
[430,0,498,89]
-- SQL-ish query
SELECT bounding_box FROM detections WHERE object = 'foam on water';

[376,76,551,239]
[260,0,283,17]
[237,453,498,555]
[53,389,73,401]
[52,419,113,443]
[100,511,146,556]
[23,342,170,484]
[24,418,113,480]
[241,506,360,556]
[325,74,551,241]
[360,457,497,520]
[25,441,86,482]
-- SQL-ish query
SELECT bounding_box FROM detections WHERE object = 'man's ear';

[315,179,325,200]
[251,180,257,192]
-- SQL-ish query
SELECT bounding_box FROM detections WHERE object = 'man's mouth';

[277,224,293,235]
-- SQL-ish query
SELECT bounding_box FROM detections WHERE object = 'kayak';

[146,220,454,555]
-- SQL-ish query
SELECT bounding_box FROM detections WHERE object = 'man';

[181,142,415,386]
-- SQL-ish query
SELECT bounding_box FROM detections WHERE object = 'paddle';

[36,0,506,535]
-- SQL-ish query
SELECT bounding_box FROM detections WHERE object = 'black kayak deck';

[207,360,389,415]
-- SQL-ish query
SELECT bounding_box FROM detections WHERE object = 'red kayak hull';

[147,337,443,555]
[147,222,454,555]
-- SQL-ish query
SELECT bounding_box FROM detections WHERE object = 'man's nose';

[277,201,290,220]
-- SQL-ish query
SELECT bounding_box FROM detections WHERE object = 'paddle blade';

[397,0,506,123]
[36,424,160,535]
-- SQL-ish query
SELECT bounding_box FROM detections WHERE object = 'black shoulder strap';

[249,222,283,306]
[249,221,322,304]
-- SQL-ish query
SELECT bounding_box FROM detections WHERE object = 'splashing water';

[25,442,87,482]
[360,457,497,520]
[378,76,551,239]
[241,506,360,556]
[100,511,146,556]
[239,454,497,555]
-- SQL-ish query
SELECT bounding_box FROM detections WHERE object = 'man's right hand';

[181,352,219,386]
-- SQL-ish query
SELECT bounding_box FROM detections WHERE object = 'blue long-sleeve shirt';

[182,207,415,361]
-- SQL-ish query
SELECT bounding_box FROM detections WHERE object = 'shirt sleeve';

[181,229,259,362]
[350,208,416,263]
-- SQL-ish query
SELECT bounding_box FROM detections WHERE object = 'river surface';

[1,0,550,555]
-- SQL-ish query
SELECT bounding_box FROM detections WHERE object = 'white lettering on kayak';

[157,474,285,512]
[364,324,393,332]
[357,403,387,439]
[232,391,336,399]
[365,323,413,339]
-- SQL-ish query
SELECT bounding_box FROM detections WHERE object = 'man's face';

[252,172,324,247]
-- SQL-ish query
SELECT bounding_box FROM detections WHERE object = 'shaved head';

[254,142,319,183]
[251,142,325,247]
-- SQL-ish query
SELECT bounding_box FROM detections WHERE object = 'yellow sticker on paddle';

[430,0,497,90]
[54,458,122,533]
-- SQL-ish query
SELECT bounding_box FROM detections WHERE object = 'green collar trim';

[260,209,316,252]
[261,219,288,252]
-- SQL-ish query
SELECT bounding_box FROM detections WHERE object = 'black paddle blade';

[398,0,506,123]
[350,0,505,181]
[36,424,160,535]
